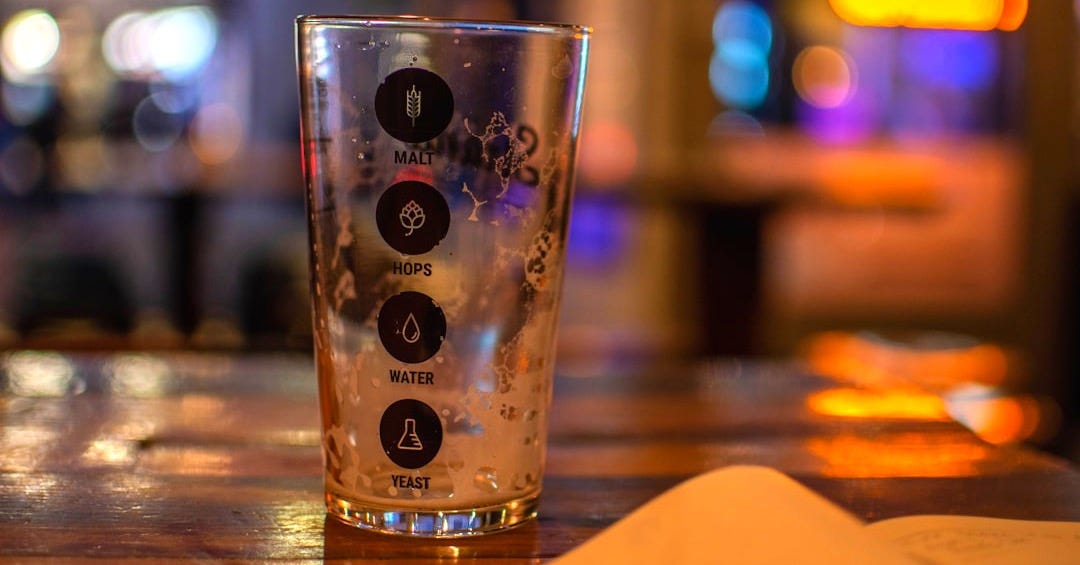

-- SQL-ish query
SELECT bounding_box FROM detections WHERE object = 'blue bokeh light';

[713,0,773,54]
[899,30,998,91]
[710,43,770,110]
[567,196,631,268]
[710,1,774,110]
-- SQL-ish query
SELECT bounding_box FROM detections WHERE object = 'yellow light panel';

[829,0,1027,31]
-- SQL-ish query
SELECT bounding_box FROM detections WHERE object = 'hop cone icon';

[399,200,426,236]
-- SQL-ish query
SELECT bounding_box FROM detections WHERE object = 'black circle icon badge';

[376,180,451,255]
[375,67,454,143]
[377,291,447,363]
[380,398,443,469]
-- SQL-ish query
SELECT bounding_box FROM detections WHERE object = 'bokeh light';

[797,93,877,145]
[709,1,773,111]
[712,0,773,52]
[996,0,1028,31]
[710,44,770,110]
[102,11,152,75]
[151,6,218,80]
[899,30,997,90]
[807,433,991,478]
[56,135,109,191]
[0,136,45,195]
[804,331,1013,391]
[132,97,185,152]
[150,82,200,114]
[1,80,53,125]
[945,385,1054,445]
[106,353,175,397]
[793,46,857,109]
[828,0,1027,31]
[808,387,948,420]
[189,102,244,165]
[578,120,638,187]
[707,110,765,138]
[1,9,60,82]
[567,196,632,267]
[3,351,76,397]
[102,6,218,80]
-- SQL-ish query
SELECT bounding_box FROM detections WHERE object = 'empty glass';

[296,16,589,536]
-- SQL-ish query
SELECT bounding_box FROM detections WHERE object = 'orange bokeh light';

[793,46,857,110]
[807,387,948,420]
[578,120,639,188]
[996,0,1028,31]
[803,331,1012,391]
[947,393,1045,445]
[807,433,991,478]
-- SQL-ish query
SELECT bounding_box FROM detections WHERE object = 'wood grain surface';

[0,352,1076,562]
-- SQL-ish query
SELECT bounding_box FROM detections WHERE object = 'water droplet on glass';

[552,54,572,79]
[463,62,472,68]
[473,467,498,493]
[441,408,450,416]
[387,485,399,496]
[371,378,380,388]
[411,489,422,498]
[449,459,465,471]
[360,473,372,488]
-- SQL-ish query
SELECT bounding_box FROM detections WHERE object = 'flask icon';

[380,399,442,468]
[397,418,424,451]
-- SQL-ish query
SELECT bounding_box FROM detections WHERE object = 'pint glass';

[296,16,589,536]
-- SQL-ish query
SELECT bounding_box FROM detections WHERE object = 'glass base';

[326,491,540,537]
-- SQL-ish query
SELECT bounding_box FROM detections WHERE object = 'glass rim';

[295,14,591,36]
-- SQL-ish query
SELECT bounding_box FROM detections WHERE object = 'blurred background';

[0,0,1076,460]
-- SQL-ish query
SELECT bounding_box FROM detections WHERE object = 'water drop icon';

[401,313,421,344]
[377,291,445,364]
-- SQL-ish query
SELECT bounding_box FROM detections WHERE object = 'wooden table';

[1,352,1077,562]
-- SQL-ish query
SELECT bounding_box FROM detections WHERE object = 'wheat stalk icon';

[406,84,421,126]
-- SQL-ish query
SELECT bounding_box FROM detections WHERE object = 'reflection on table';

[0,351,1076,561]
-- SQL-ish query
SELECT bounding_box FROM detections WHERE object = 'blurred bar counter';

[0,351,1077,561]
